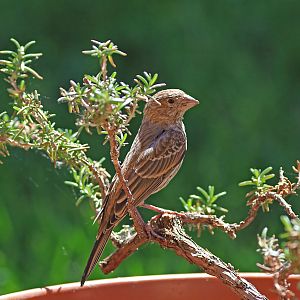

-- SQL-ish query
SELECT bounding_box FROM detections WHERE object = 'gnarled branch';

[100,213,267,300]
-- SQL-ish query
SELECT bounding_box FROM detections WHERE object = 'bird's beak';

[183,94,199,110]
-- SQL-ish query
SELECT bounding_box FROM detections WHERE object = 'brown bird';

[81,89,198,286]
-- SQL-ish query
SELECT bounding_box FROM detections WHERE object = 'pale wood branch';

[100,213,267,300]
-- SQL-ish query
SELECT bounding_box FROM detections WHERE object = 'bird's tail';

[80,228,113,286]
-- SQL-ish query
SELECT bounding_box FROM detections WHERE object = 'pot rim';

[2,272,300,299]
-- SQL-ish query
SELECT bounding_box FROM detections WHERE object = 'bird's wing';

[81,129,186,285]
[101,128,187,215]
[134,129,186,179]
[95,129,186,234]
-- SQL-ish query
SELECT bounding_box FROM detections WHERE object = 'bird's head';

[143,89,199,124]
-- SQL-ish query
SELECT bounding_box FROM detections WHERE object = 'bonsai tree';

[0,38,299,300]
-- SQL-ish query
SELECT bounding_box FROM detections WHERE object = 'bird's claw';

[144,223,164,240]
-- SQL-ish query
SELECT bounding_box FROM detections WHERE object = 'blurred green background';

[0,0,299,294]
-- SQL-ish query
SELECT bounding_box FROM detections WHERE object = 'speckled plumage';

[81,89,198,285]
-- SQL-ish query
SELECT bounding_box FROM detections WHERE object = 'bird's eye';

[168,99,175,104]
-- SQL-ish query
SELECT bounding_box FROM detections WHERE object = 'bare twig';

[292,160,300,192]
[265,192,298,219]
[105,124,147,237]
[181,212,237,238]
[235,190,298,233]
[0,136,32,150]
[87,162,108,201]
[235,201,261,232]
[274,263,295,300]
[124,101,139,127]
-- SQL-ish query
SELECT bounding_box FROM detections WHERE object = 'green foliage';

[0,38,43,81]
[0,39,109,212]
[239,167,275,212]
[0,39,91,167]
[0,38,165,224]
[180,185,227,215]
[58,39,165,145]
[82,39,126,64]
[65,159,106,209]
[239,166,275,191]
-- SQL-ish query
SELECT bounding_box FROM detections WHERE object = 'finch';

[81,89,198,286]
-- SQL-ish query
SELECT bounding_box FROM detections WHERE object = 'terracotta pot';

[1,273,299,300]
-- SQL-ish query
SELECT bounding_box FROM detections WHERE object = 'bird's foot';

[144,222,164,240]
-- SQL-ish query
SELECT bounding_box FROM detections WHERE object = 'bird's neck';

[141,115,183,130]
[137,118,184,147]
[124,118,185,165]
[142,117,183,131]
